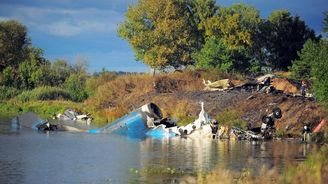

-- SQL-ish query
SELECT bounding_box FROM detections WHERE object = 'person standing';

[301,80,307,96]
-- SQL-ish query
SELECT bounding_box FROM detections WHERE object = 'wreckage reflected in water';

[134,137,318,183]
[0,116,318,184]
[12,102,282,142]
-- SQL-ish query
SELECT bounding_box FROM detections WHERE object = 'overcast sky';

[0,0,327,73]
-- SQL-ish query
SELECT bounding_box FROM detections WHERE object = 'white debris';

[178,102,211,136]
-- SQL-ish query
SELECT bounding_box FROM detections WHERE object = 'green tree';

[65,73,88,102]
[290,39,318,79]
[193,36,232,72]
[0,20,29,72]
[18,47,48,89]
[310,40,328,108]
[192,0,217,36]
[197,4,262,72]
[205,4,261,49]
[118,0,199,71]
[264,10,317,71]
[0,66,16,86]
[50,59,73,86]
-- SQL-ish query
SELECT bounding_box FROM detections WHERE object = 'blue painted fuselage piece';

[88,111,175,138]
[88,111,149,138]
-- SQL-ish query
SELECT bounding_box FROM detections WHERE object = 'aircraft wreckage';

[12,102,282,140]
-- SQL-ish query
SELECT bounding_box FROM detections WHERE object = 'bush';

[0,102,22,116]
[0,100,84,119]
[15,86,72,102]
[0,86,21,100]
[215,109,247,129]
[65,73,88,102]
[176,116,198,126]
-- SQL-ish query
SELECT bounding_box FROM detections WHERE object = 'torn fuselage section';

[88,102,213,139]
[90,103,170,138]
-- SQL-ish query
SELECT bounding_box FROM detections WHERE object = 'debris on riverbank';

[54,109,92,124]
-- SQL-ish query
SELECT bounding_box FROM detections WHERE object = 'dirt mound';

[90,71,326,137]
[153,77,187,93]
[131,90,326,137]
[271,78,299,94]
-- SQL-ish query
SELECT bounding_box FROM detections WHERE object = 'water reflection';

[137,137,317,182]
[0,117,318,184]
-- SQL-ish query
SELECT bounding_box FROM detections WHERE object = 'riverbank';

[1,70,327,183]
[1,70,327,136]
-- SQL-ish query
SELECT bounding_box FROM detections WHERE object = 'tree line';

[0,20,121,102]
[118,0,319,73]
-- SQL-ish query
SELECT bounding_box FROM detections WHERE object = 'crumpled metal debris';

[203,79,233,91]
[55,109,92,124]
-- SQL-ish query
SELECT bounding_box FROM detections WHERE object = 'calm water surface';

[0,117,317,184]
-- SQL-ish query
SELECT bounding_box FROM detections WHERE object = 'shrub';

[0,86,21,100]
[15,86,72,102]
[176,116,198,126]
[65,73,88,102]
[215,109,247,129]
[0,100,83,119]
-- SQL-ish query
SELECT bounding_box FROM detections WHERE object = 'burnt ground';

[131,89,326,137]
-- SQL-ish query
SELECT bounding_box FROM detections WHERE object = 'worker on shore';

[302,125,311,143]
[301,80,307,97]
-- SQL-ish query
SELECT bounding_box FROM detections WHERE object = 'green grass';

[214,109,248,129]
[15,86,72,102]
[176,115,198,126]
[0,100,83,119]
[0,86,21,100]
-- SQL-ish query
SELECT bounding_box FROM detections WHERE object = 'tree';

[118,0,199,71]
[0,66,15,86]
[196,4,262,72]
[290,39,318,79]
[263,10,317,71]
[193,36,232,72]
[0,20,29,72]
[311,40,328,108]
[74,56,88,74]
[18,47,49,89]
[50,59,73,86]
[192,0,217,36]
[290,39,328,108]
[65,73,88,102]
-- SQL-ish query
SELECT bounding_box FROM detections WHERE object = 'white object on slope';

[179,102,210,135]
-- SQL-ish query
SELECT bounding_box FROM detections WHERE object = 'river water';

[0,117,317,184]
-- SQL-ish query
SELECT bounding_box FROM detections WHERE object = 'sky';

[0,0,327,73]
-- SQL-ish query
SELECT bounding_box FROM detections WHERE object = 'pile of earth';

[129,77,326,137]
[89,72,326,137]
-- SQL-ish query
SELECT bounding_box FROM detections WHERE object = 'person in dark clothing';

[301,80,307,97]
[211,120,219,138]
[302,125,311,142]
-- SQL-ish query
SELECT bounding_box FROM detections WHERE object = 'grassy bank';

[0,100,83,119]
[0,70,327,184]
